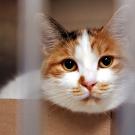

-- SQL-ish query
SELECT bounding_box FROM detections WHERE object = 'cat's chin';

[81,96,101,104]
[65,100,123,114]
[45,94,125,114]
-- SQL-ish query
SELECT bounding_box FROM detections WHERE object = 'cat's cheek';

[97,68,117,83]
[66,86,90,100]
[58,71,80,88]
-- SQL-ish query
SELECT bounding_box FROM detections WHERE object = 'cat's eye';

[62,59,77,71]
[98,56,113,68]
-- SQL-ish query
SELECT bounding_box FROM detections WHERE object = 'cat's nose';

[81,80,96,91]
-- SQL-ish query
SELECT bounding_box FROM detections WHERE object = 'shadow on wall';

[0,0,17,87]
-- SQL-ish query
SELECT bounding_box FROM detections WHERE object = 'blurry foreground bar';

[17,0,43,135]
[113,0,135,135]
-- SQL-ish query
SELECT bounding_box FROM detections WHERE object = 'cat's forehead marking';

[89,28,121,57]
[79,30,91,51]
[75,30,97,70]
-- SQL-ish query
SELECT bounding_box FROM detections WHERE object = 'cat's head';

[40,6,132,113]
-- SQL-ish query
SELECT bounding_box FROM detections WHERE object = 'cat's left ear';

[37,14,68,55]
[104,5,129,44]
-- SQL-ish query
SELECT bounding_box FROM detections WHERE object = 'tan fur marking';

[72,88,81,93]
[73,92,83,96]
[91,30,121,56]
[72,88,83,96]
[78,76,85,85]
[111,59,123,73]
[97,83,109,91]
[42,39,78,78]
[90,28,123,72]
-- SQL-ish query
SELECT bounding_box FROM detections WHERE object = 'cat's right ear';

[37,14,68,55]
[104,5,129,45]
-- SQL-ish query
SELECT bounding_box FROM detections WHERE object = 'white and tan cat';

[0,6,133,113]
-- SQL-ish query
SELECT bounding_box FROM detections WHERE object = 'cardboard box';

[0,100,17,135]
[0,100,111,135]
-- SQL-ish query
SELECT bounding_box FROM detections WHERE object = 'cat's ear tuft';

[104,5,129,44]
[37,13,68,55]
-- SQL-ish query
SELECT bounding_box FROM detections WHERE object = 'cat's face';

[40,7,132,113]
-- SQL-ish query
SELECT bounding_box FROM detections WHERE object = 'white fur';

[41,30,132,113]
[1,36,132,114]
[0,70,41,99]
[0,30,132,113]
[75,30,97,82]
[0,7,133,114]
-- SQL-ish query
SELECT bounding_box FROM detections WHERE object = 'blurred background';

[1,1,135,135]
[0,0,17,87]
[0,0,113,87]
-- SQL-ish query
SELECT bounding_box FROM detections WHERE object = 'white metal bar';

[16,0,47,135]
[113,0,135,135]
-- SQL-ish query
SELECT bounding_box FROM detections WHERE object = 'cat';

[0,6,133,113]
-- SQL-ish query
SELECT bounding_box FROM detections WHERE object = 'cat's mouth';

[71,86,102,102]
[82,95,101,103]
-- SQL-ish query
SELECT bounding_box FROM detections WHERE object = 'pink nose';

[82,81,96,91]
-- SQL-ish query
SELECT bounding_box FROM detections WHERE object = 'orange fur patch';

[41,39,78,78]
[78,76,85,85]
[90,28,124,73]
[42,27,124,78]
[72,89,83,96]
[97,83,110,91]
